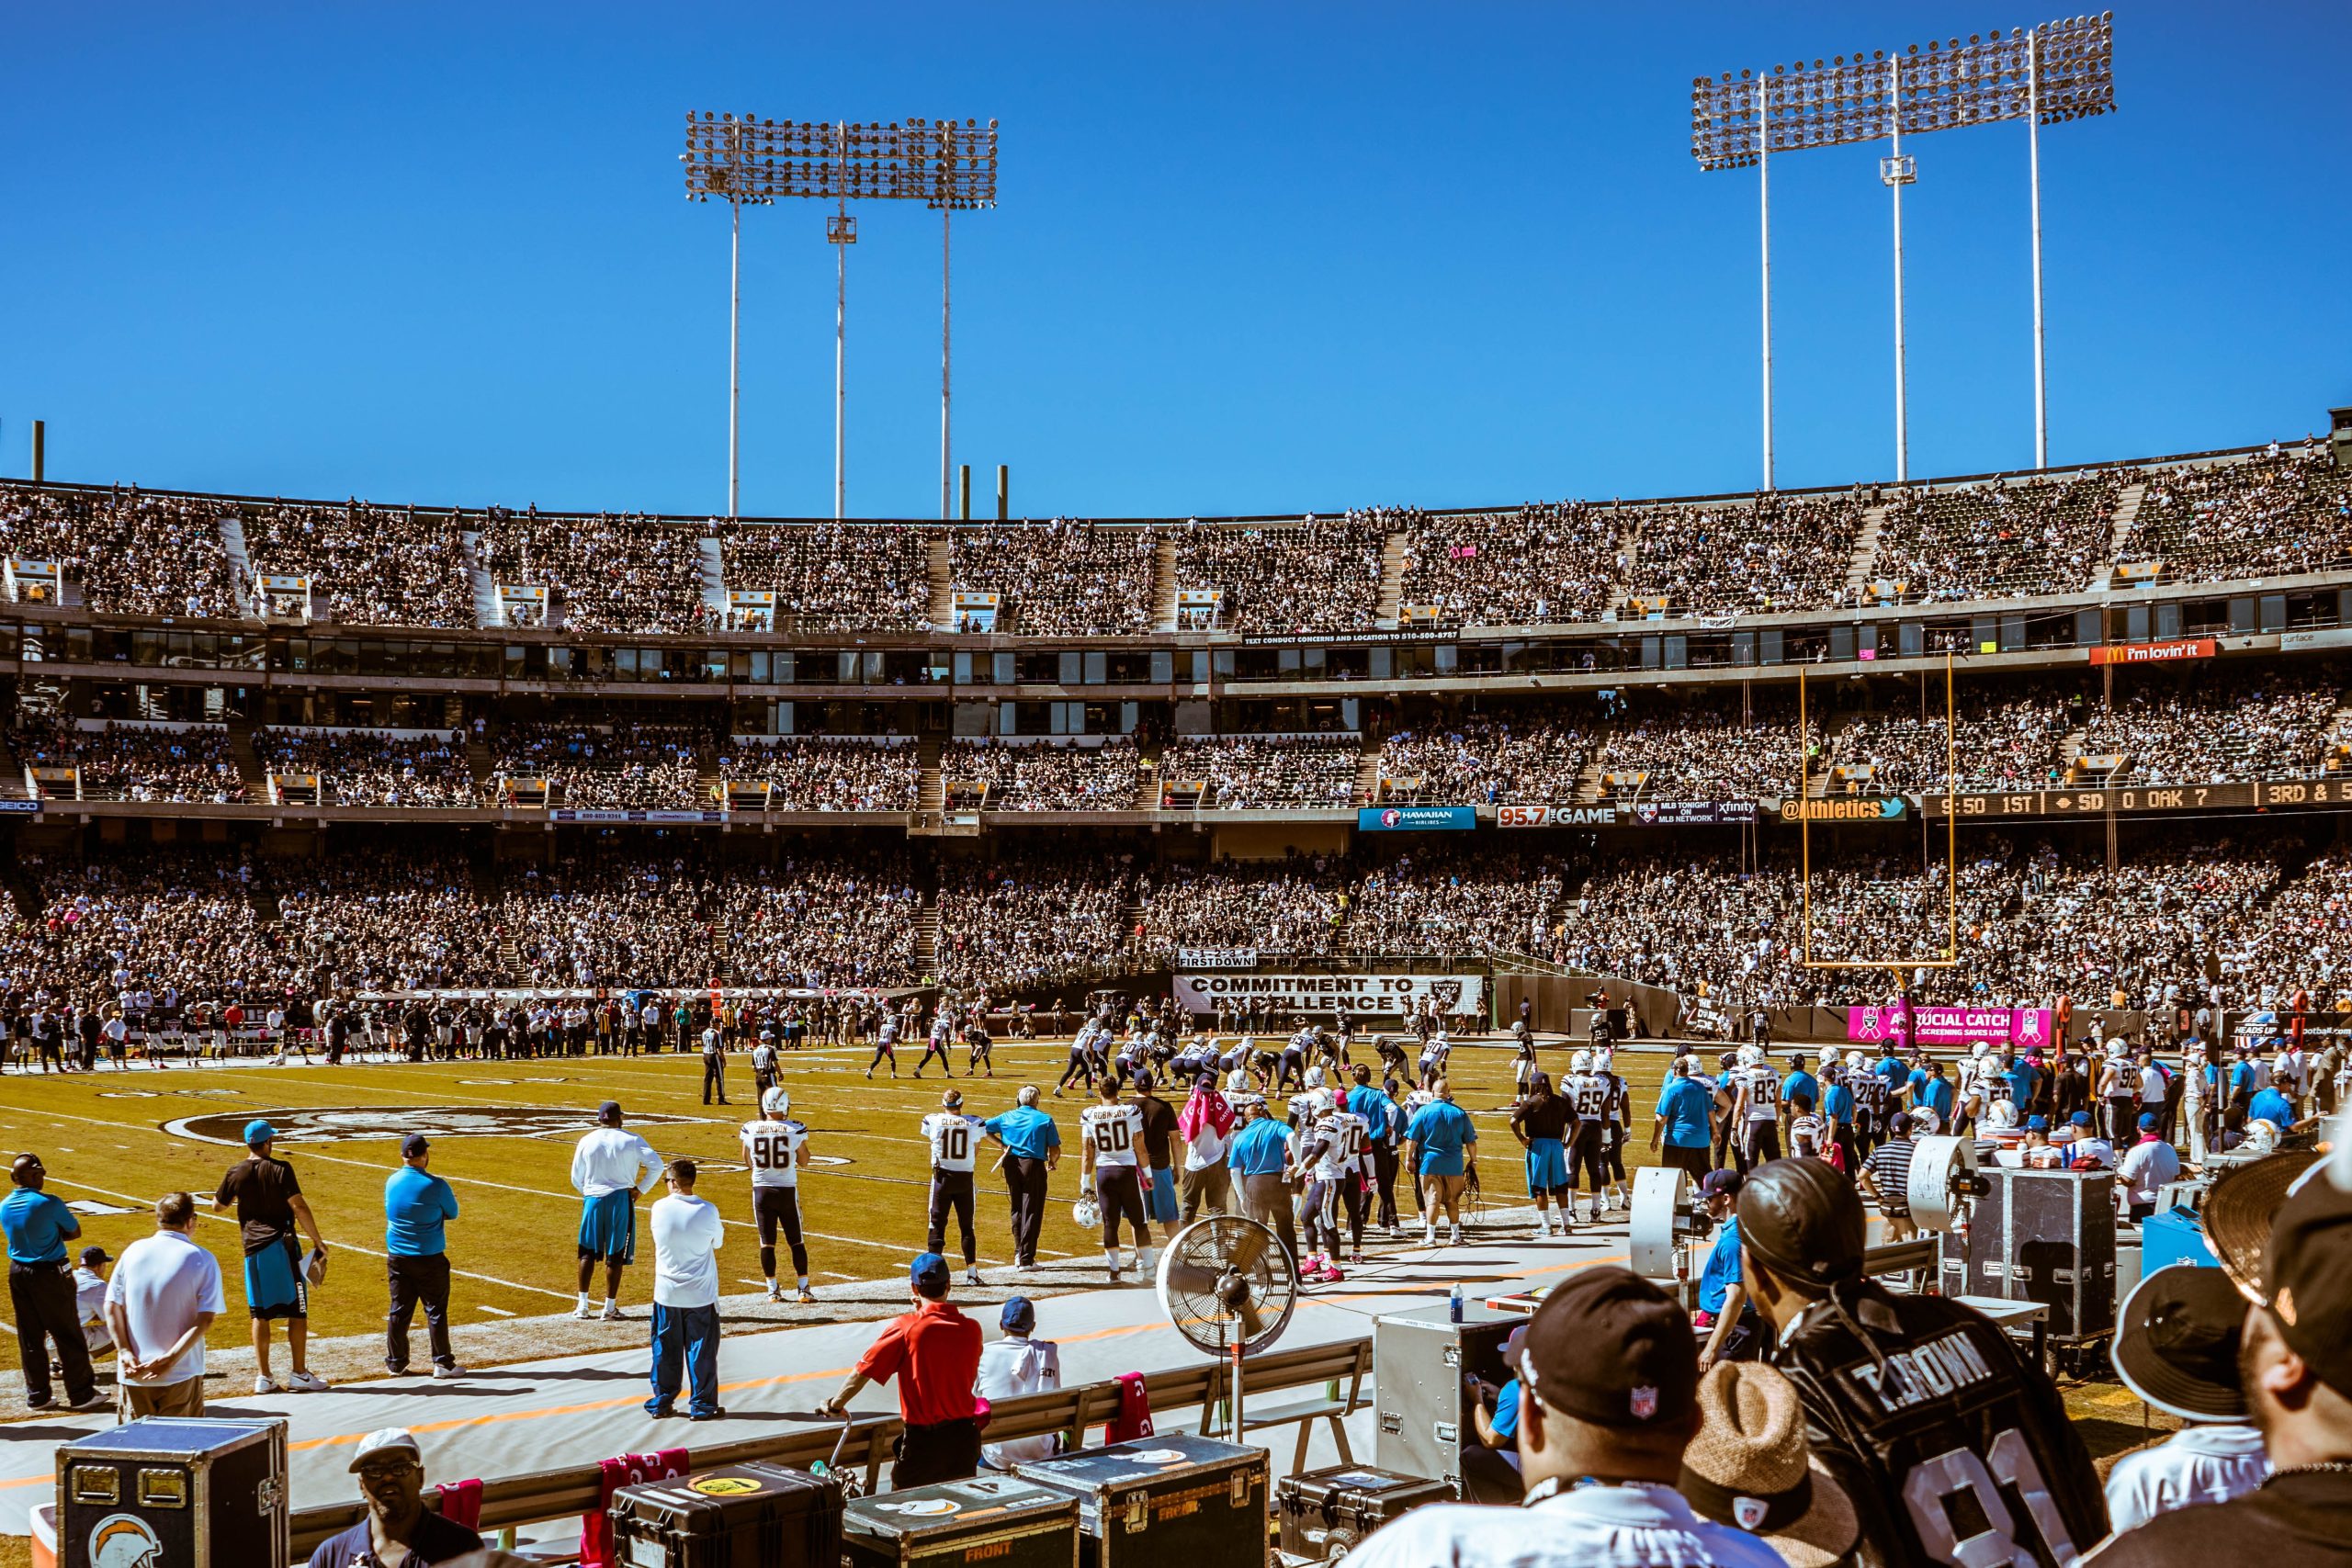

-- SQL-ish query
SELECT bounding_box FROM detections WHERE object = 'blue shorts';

[578,1190,637,1263]
[1146,1167,1179,1224]
[1524,1138,1568,1195]
[242,1234,307,1321]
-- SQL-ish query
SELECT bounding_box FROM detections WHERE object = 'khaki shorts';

[1421,1172,1468,1207]
[121,1378,205,1420]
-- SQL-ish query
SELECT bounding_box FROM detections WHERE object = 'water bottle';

[1448,1282,1464,1324]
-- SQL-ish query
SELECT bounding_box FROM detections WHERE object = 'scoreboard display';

[1927,778,2350,818]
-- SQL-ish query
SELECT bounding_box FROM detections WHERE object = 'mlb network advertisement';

[1175,971,1485,1016]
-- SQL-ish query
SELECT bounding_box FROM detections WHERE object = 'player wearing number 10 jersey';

[921,1089,987,1287]
[1738,1158,2107,1567]
[739,1088,815,1303]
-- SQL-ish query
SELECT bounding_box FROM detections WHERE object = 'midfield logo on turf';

[163,1106,718,1145]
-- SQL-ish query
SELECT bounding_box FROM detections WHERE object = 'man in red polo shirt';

[819,1252,983,1487]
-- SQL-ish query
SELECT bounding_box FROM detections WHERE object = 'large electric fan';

[1156,1216,1300,1441]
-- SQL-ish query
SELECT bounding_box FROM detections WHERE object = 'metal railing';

[287,1336,1374,1558]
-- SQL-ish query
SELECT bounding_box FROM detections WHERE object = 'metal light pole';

[829,202,855,521]
[729,198,741,517]
[682,114,775,519]
[941,205,953,520]
[1691,18,2112,480]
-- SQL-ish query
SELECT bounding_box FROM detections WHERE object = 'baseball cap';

[400,1134,430,1158]
[2069,1111,2093,1128]
[1001,1296,1035,1335]
[348,1427,422,1473]
[79,1245,110,1268]
[2113,1264,2250,1422]
[1518,1265,1696,1429]
[1679,1363,1859,1568]
[243,1120,278,1147]
[1700,1168,1744,1201]
[2026,1115,2051,1132]
[910,1252,951,1297]
[1887,1112,1912,1136]
[596,1100,623,1125]
[1737,1158,1866,1289]
[2137,1112,2160,1133]
[2258,1159,2352,1399]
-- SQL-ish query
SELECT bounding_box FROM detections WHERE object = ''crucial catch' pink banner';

[1845,1004,2055,1050]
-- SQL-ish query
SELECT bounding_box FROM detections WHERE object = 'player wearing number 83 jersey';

[1739,1157,2107,1567]
[740,1088,814,1303]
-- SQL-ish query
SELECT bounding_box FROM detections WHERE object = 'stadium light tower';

[682,114,997,521]
[1691,16,2115,482]
[681,114,773,518]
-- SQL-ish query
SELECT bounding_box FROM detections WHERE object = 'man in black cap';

[1736,1156,2107,1566]
[2087,1160,2352,1564]
[1341,1267,1787,1568]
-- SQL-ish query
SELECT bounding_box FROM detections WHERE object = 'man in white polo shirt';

[646,1158,727,1421]
[104,1190,226,1418]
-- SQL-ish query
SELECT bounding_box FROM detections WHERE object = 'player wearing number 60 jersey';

[1739,1157,2107,1567]
[921,1089,987,1287]
[1079,1079,1151,1283]
[739,1088,814,1303]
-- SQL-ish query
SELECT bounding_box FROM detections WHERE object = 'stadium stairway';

[1374,532,1409,627]
[917,733,945,815]
[458,529,499,629]
[1571,752,1611,804]
[915,897,940,979]
[926,538,954,628]
[1843,503,1891,599]
[1133,734,1164,808]
[1353,740,1382,807]
[1150,537,1178,630]
[464,732,496,795]
[2096,480,2148,586]
[217,510,259,617]
[696,536,727,625]
[224,716,267,801]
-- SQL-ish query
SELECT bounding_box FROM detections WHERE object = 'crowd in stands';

[2074,672,2340,784]
[8,852,274,1001]
[500,855,719,987]
[718,521,930,631]
[1624,491,1870,617]
[718,736,919,811]
[943,738,1141,810]
[934,853,1133,988]
[1588,705,1811,801]
[951,520,1154,635]
[1170,515,1385,633]
[274,846,491,992]
[1346,847,1577,955]
[252,728,477,807]
[492,721,706,810]
[241,501,474,627]
[0,485,243,618]
[1818,691,2078,795]
[1395,502,1627,625]
[1131,859,1349,960]
[1159,734,1362,809]
[1374,716,1592,805]
[1867,469,2121,602]
[707,850,921,989]
[2120,441,2352,583]
[475,509,708,636]
[10,717,246,803]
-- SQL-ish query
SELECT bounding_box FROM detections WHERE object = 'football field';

[0,1037,1675,1375]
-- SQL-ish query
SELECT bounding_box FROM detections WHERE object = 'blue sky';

[3,4,2345,520]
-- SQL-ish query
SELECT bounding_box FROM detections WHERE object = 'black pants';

[386,1253,456,1372]
[1662,1143,1711,1179]
[702,1056,728,1104]
[1003,1156,1049,1267]
[1240,1172,1299,1264]
[1567,1126,1607,1194]
[2107,1096,2138,1145]
[915,1043,952,1077]
[867,1043,897,1075]
[1055,1053,1093,1091]
[927,1169,977,1266]
[1369,1144,1400,1226]
[894,1416,981,1490]
[1739,1121,1782,1173]
[10,1260,95,1405]
[754,1187,808,1280]
[1094,1166,1149,1250]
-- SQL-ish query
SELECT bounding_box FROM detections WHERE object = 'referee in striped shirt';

[1855,1111,1917,1244]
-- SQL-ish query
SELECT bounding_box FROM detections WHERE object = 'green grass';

[0,1040,1674,1370]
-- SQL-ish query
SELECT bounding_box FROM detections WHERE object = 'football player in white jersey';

[1594,1045,1632,1212]
[920,1089,987,1286]
[914,1010,955,1078]
[1563,1050,1611,1225]
[1079,1077,1152,1281]
[740,1087,814,1303]
[1732,1043,1783,1169]
[1295,1089,1371,1280]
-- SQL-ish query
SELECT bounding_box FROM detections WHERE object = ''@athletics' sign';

[164,1106,717,1146]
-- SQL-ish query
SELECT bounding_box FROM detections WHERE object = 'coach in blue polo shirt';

[3,1153,101,1411]
[1404,1080,1477,1249]
[1226,1095,1298,1263]
[1651,1057,1715,1180]
[1780,1054,1818,1126]
[383,1134,462,1380]
[981,1087,1060,1270]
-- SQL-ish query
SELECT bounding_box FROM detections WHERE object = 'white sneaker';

[795,1287,817,1303]
[287,1370,330,1393]
[1420,1227,1435,1247]
[1449,1226,1463,1247]
[964,1269,983,1287]
[572,1302,594,1320]
[600,1303,627,1321]
[253,1376,282,1396]
[430,1364,466,1381]
[764,1284,783,1303]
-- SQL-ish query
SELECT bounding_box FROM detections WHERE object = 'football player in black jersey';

[1737,1157,2107,1566]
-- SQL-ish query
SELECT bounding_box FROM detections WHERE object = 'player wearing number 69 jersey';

[739,1088,814,1303]
[1739,1158,2107,1567]
[921,1090,987,1287]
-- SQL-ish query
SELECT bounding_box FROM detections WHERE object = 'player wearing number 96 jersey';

[921,1090,987,1287]
[1739,1158,2107,1567]
[740,1087,814,1303]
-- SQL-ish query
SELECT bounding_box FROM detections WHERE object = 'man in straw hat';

[1340,1266,1786,1568]
[1736,1156,2108,1565]
[1679,1361,1860,1568]
[2086,1151,2352,1564]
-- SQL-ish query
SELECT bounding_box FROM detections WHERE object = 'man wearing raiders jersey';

[1079,1077,1152,1282]
[739,1088,814,1303]
[1738,1157,2107,1566]
[920,1090,986,1287]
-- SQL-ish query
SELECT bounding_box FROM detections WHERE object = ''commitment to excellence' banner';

[1176,972,1486,1017]
[1847,1004,2054,1050]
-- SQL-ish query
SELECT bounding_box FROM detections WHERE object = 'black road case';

[607,1460,842,1568]
[842,1473,1079,1568]
[58,1416,287,1568]
[1939,1166,2118,1342]
[1275,1466,1449,1560]
[1016,1434,1269,1568]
